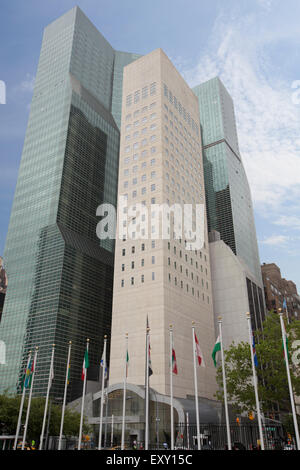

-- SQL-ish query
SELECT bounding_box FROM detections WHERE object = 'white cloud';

[260,235,290,246]
[178,11,300,221]
[274,216,300,230]
[12,73,35,95]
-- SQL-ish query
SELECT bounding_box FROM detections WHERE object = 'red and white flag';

[194,332,205,367]
[172,347,178,375]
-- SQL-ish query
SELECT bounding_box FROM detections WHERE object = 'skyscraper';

[193,77,265,340]
[193,77,261,281]
[109,49,217,402]
[0,7,139,400]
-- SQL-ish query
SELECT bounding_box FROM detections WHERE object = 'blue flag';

[283,298,287,310]
[252,334,258,367]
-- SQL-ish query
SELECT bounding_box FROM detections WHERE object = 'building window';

[122,249,126,256]
[152,272,155,281]
[142,86,148,99]
[126,94,132,106]
[131,277,134,285]
[141,243,145,251]
[134,90,140,103]
[122,264,125,272]
[152,256,155,264]
[121,279,124,287]
[150,82,156,95]
[141,274,145,283]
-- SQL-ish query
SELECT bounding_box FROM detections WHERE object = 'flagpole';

[58,341,72,451]
[169,325,174,450]
[111,414,114,448]
[186,412,190,450]
[192,322,201,450]
[279,309,300,449]
[246,312,264,450]
[78,338,89,450]
[22,346,38,450]
[145,326,150,450]
[14,350,32,450]
[98,335,107,450]
[218,317,232,450]
[121,333,128,450]
[39,343,55,450]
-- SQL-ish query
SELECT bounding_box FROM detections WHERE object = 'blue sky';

[1,0,300,289]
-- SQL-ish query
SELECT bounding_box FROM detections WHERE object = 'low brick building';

[261,263,300,322]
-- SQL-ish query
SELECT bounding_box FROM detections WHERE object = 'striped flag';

[126,349,129,378]
[81,348,89,381]
[212,336,221,368]
[194,332,205,367]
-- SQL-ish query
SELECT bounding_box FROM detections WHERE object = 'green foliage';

[216,311,300,416]
[0,393,85,443]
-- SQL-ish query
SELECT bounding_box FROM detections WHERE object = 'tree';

[0,393,86,444]
[215,312,300,417]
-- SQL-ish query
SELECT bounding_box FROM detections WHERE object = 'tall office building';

[193,78,262,281]
[0,7,139,400]
[193,78,265,339]
[109,49,217,402]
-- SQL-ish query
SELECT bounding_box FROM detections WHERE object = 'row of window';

[163,83,199,136]
[123,160,156,176]
[120,271,210,303]
[126,82,157,106]
[123,147,157,164]
[121,271,156,286]
[124,172,156,187]
[125,106,157,127]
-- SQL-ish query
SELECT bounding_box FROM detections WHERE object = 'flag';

[148,339,153,376]
[147,316,153,376]
[67,363,70,385]
[81,348,89,381]
[24,358,34,389]
[252,334,258,367]
[194,332,205,367]
[100,350,108,380]
[212,336,221,368]
[49,360,54,388]
[283,298,287,310]
[172,347,178,375]
[126,349,129,378]
[282,326,289,361]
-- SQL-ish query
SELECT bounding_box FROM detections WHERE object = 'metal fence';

[173,422,285,450]
[43,421,286,450]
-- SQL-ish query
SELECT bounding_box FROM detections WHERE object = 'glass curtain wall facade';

[0,7,138,400]
[193,77,262,282]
